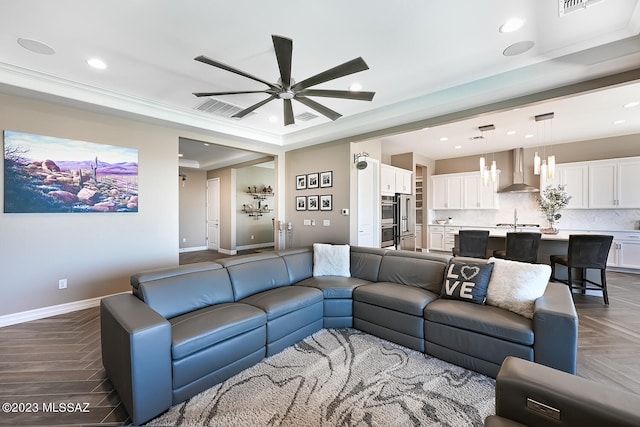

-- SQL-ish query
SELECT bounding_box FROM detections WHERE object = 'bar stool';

[453,230,490,258]
[493,232,541,263]
[550,234,614,305]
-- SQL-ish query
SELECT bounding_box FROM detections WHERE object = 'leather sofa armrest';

[532,282,578,373]
[100,294,172,425]
[492,356,640,427]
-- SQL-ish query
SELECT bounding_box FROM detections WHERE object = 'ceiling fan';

[193,35,375,126]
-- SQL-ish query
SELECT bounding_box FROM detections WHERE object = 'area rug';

[147,328,495,427]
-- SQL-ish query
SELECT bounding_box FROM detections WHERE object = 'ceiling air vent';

[194,98,255,118]
[559,0,606,16]
[294,112,319,122]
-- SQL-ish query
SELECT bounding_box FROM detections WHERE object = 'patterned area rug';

[148,329,495,426]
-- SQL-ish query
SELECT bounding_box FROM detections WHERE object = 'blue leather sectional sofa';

[100,246,578,425]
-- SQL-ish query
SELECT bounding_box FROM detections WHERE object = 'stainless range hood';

[498,148,539,193]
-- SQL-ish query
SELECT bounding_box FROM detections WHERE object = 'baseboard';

[237,242,275,251]
[218,248,237,255]
[179,245,208,253]
[0,292,129,328]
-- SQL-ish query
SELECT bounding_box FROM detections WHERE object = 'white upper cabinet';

[588,157,640,208]
[431,174,464,210]
[541,156,640,209]
[433,172,497,210]
[541,163,589,209]
[381,164,413,195]
[463,173,499,209]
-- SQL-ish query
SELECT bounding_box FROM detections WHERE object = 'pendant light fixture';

[478,124,496,186]
[534,112,555,180]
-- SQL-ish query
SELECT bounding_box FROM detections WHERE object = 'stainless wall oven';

[381,224,396,248]
[381,195,396,225]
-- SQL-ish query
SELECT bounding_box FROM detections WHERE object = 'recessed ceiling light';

[87,58,107,70]
[624,101,639,108]
[440,137,448,142]
[203,143,209,146]
[499,17,525,33]
[17,38,55,55]
[506,130,517,135]
[503,41,534,56]
[268,115,278,123]
[348,83,363,92]
[524,134,534,139]
[454,145,462,149]
[612,119,626,125]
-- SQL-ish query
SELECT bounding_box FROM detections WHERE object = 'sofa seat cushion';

[295,276,371,299]
[240,286,323,321]
[353,282,439,316]
[170,303,266,360]
[425,299,533,345]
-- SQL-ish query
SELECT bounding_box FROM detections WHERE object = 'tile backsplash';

[431,192,640,231]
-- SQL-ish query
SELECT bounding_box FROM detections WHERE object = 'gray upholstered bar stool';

[493,232,541,263]
[453,229,490,258]
[550,234,614,305]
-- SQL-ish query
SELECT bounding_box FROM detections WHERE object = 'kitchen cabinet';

[588,157,640,208]
[428,225,458,252]
[381,164,412,195]
[432,175,463,209]
[433,171,498,210]
[541,163,588,209]
[608,234,640,269]
[463,173,499,209]
[429,225,445,251]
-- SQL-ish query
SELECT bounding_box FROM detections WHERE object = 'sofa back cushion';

[378,251,449,293]
[277,247,313,284]
[219,253,291,300]
[132,262,234,319]
[350,246,387,282]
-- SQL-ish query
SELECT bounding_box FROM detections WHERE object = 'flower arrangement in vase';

[536,184,571,234]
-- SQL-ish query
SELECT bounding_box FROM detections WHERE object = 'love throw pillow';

[441,261,494,304]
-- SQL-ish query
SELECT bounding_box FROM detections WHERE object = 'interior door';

[207,178,220,251]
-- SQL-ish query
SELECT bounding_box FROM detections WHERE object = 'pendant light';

[534,112,555,179]
[478,124,496,186]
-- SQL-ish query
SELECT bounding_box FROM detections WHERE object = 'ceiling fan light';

[348,83,363,92]
[87,58,107,70]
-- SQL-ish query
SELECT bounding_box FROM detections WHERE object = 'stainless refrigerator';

[397,194,415,251]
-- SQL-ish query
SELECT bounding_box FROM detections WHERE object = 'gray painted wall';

[179,168,207,249]
[0,92,178,317]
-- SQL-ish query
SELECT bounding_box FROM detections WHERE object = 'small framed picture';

[320,194,333,211]
[307,195,319,211]
[296,196,307,211]
[320,171,333,188]
[296,174,307,190]
[307,172,319,189]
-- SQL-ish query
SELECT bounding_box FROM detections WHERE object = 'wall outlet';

[303,219,311,226]
[323,219,331,226]
[250,235,254,240]
[58,279,67,290]
[182,238,187,243]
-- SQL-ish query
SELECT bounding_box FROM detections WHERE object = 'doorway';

[207,178,220,251]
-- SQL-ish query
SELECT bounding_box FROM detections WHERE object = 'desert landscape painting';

[3,130,138,213]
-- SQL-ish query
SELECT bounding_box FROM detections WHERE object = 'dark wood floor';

[1,254,639,425]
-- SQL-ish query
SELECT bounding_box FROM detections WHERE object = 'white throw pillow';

[485,257,551,319]
[313,243,351,277]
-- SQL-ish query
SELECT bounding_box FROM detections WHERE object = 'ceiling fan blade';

[232,95,277,119]
[193,90,271,97]
[291,57,370,92]
[297,89,375,101]
[283,99,294,126]
[295,96,342,121]
[272,35,293,89]
[195,55,277,90]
